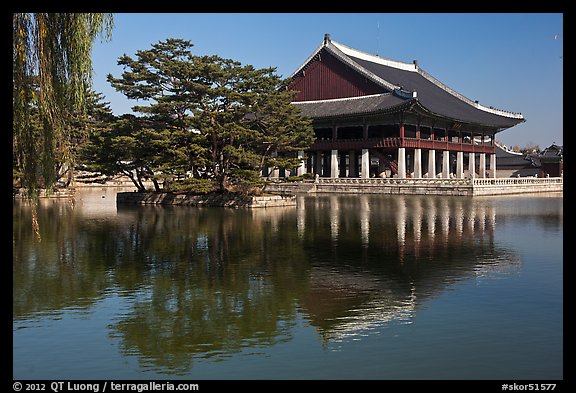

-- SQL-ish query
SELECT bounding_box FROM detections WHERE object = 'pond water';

[13,187,563,380]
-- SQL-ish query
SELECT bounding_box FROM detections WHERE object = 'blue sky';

[91,13,563,149]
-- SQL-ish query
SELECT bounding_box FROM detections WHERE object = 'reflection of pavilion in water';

[294,194,521,343]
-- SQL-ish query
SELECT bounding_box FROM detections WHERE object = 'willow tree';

[13,13,113,196]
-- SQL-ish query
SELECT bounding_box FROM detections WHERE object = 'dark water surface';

[13,188,563,380]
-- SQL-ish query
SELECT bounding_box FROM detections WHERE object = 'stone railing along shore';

[264,177,563,196]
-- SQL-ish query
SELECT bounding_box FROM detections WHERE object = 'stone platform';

[116,192,297,208]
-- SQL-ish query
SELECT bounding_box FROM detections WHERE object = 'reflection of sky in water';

[13,191,563,379]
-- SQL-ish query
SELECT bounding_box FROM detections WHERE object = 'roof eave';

[412,100,525,130]
[295,98,416,120]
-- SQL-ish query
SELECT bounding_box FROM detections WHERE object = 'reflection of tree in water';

[107,206,310,375]
[13,199,113,320]
[13,200,311,374]
[13,193,560,374]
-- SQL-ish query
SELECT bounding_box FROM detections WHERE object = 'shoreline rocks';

[116,191,297,208]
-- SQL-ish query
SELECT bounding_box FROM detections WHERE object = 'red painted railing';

[311,137,495,153]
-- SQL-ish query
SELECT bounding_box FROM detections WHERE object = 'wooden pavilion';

[285,34,525,179]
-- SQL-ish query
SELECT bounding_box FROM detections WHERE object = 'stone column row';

[405,149,496,179]
[284,149,497,179]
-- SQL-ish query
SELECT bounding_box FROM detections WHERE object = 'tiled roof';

[290,36,525,128]
[495,144,537,168]
[349,54,523,128]
[293,93,410,119]
[539,144,563,162]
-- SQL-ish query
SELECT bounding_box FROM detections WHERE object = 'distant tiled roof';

[293,93,410,119]
[540,144,563,157]
[290,36,525,129]
[539,144,563,162]
[495,144,538,169]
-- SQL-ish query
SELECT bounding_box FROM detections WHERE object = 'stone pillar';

[490,153,497,178]
[397,147,407,179]
[315,151,323,176]
[468,152,476,179]
[296,150,305,176]
[479,153,486,178]
[331,149,339,178]
[361,149,370,178]
[427,149,436,178]
[442,150,450,178]
[456,151,464,179]
[349,150,357,177]
[414,148,422,178]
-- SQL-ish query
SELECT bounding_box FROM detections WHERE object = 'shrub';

[168,178,216,194]
[229,169,266,195]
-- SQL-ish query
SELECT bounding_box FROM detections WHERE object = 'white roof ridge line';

[288,39,401,92]
[331,40,418,72]
[416,68,524,119]
[325,42,400,91]
[292,92,393,104]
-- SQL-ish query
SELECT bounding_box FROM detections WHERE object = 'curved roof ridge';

[416,67,524,120]
[324,42,399,91]
[287,38,400,92]
[331,40,417,72]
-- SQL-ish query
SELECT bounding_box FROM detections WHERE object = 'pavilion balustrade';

[311,136,494,154]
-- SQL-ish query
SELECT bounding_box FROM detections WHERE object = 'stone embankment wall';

[264,177,563,196]
[116,192,296,208]
[265,182,473,196]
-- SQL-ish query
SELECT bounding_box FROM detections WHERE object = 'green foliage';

[104,38,314,195]
[228,169,266,195]
[13,13,113,194]
[167,178,216,194]
[80,114,171,192]
[286,173,315,182]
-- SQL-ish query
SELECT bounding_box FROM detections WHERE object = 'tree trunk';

[151,177,161,192]
[64,166,73,187]
[135,168,146,191]
[128,174,144,191]
[218,173,229,192]
[123,169,145,191]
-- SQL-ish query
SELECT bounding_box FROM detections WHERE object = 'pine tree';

[107,38,314,193]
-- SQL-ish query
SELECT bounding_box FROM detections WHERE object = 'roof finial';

[324,33,331,45]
